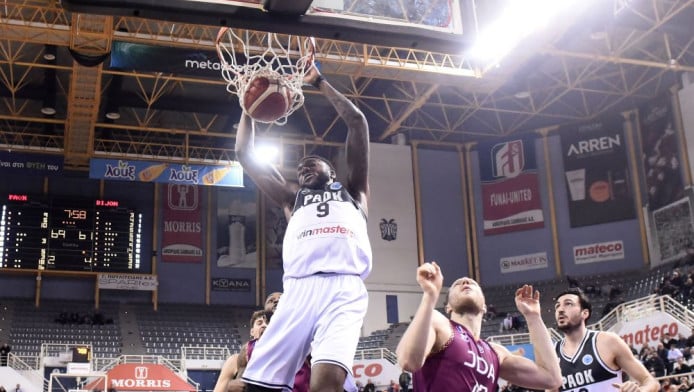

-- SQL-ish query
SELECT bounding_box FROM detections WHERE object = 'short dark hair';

[554,288,592,320]
[249,309,271,327]
[299,155,335,171]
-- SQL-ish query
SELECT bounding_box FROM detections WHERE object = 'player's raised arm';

[305,67,370,209]
[234,113,297,209]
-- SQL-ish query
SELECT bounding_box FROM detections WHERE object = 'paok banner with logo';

[478,136,544,235]
[560,114,635,227]
[161,184,203,263]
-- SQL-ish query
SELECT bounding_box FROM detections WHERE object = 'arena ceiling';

[0,0,692,170]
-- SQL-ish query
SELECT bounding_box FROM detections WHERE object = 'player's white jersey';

[282,182,372,280]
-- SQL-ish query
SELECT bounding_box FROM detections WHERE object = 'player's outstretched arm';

[213,354,239,392]
[494,285,562,390]
[396,262,444,371]
[235,113,297,209]
[605,332,659,392]
[305,67,369,209]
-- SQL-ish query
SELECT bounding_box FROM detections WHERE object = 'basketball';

[243,76,293,123]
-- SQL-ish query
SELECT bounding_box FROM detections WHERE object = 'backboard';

[61,0,472,53]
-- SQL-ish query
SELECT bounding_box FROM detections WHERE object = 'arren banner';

[478,136,544,235]
[559,114,635,227]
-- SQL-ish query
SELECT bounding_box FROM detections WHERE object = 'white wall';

[0,367,41,392]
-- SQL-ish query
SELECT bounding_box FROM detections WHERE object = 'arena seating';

[8,299,122,357]
[133,302,248,358]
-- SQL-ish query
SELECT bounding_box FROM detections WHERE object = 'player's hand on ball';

[416,261,443,296]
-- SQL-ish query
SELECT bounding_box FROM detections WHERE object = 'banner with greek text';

[97,273,158,291]
[161,184,203,263]
[89,158,243,187]
[0,151,63,175]
[478,136,544,235]
[560,114,635,227]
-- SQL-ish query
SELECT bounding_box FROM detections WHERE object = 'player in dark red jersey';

[397,262,562,392]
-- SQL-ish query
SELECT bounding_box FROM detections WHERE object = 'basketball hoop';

[216,29,316,124]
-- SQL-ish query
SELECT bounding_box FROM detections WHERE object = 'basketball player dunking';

[552,289,658,392]
[235,65,371,392]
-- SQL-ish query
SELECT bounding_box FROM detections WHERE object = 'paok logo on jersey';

[379,218,397,241]
[300,190,345,206]
[491,140,524,179]
[581,354,593,365]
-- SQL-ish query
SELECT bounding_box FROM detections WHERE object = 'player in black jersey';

[552,288,658,392]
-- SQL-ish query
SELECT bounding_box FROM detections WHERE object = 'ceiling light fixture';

[469,0,580,63]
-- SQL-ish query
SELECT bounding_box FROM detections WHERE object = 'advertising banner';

[573,240,624,264]
[211,277,251,292]
[478,137,544,235]
[352,358,402,389]
[161,184,203,263]
[0,151,63,175]
[110,41,222,78]
[500,252,548,274]
[615,310,692,350]
[98,273,158,291]
[90,158,243,187]
[639,94,684,211]
[560,114,635,227]
[85,363,196,391]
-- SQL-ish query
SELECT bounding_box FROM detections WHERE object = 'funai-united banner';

[478,137,544,235]
[560,114,635,227]
[90,158,243,187]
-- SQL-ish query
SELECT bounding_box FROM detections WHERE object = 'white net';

[216,29,315,124]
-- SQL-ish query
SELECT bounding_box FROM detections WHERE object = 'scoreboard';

[0,194,142,272]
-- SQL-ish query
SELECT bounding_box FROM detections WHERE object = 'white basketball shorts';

[242,273,368,391]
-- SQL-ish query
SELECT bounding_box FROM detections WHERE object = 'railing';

[489,295,694,347]
[354,348,397,364]
[8,353,45,390]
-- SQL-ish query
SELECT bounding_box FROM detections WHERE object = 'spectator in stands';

[484,303,498,321]
[0,342,10,366]
[643,350,666,377]
[13,384,22,392]
[667,343,684,365]
[398,371,411,392]
[566,275,580,288]
[396,262,561,392]
[672,357,691,374]
[553,288,659,392]
[363,379,376,392]
[500,313,514,332]
[386,380,400,392]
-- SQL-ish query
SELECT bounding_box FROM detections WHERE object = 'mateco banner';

[573,240,624,264]
[352,358,401,389]
[98,273,158,291]
[615,310,692,350]
[500,252,548,274]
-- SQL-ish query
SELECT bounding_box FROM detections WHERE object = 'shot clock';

[0,194,142,272]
